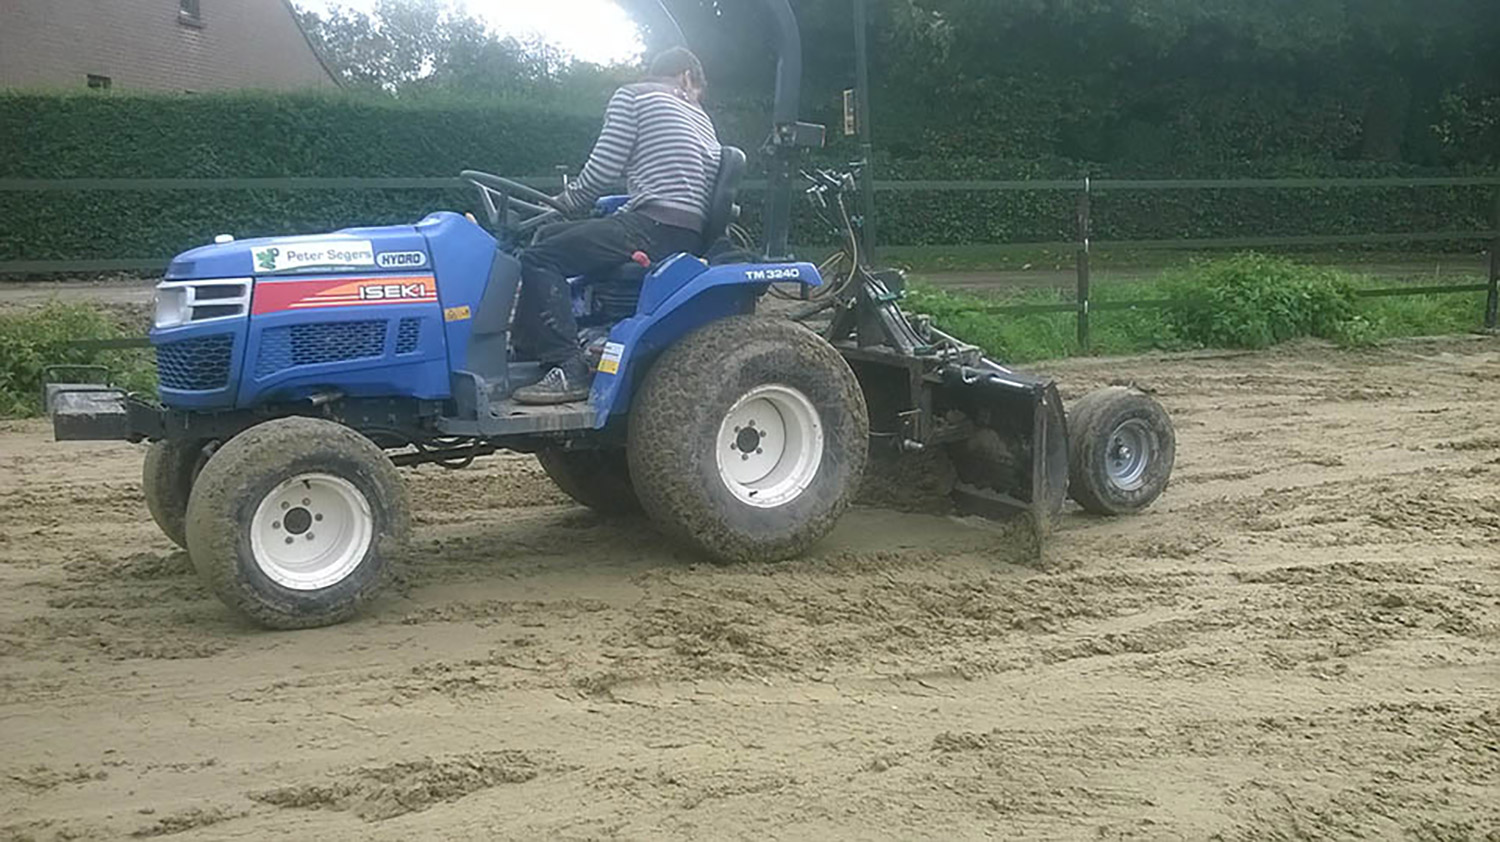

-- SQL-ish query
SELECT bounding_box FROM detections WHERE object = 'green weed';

[0,302,155,418]
[1158,252,1359,348]
[904,252,1490,362]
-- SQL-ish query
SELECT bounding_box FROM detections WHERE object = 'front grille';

[255,320,387,378]
[157,334,234,391]
[395,317,421,354]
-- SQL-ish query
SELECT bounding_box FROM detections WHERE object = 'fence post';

[1487,187,1500,331]
[1076,177,1092,352]
[853,0,878,263]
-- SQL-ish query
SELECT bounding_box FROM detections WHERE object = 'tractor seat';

[590,145,747,283]
[696,145,747,255]
[569,147,746,328]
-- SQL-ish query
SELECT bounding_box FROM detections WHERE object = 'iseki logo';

[358,282,429,301]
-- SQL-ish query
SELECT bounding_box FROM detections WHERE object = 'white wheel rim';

[249,473,373,591]
[714,384,824,508]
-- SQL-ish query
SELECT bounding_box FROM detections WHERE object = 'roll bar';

[618,0,823,259]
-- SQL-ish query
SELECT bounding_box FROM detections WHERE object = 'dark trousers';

[514,211,700,365]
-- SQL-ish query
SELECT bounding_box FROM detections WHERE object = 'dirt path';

[2,337,1498,840]
[0,280,158,311]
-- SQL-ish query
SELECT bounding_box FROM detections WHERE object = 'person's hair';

[648,47,706,89]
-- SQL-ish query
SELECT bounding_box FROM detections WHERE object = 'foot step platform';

[437,399,594,436]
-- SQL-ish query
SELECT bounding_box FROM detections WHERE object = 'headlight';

[153,279,252,330]
[154,285,189,329]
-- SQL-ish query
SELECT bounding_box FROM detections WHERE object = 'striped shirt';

[557,81,722,233]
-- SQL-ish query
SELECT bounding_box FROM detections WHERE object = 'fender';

[588,256,823,426]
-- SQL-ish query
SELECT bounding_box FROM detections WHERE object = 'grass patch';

[904,252,1491,362]
[0,301,155,418]
[1355,288,1489,338]
[904,282,1184,362]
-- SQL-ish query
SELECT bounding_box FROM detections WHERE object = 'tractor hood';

[164,222,435,281]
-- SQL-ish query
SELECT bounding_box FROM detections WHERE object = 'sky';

[295,0,646,66]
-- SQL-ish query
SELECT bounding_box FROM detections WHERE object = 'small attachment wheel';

[185,417,410,629]
[1066,386,1175,515]
[1104,418,1154,492]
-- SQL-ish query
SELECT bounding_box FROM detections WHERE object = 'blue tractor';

[45,0,1175,628]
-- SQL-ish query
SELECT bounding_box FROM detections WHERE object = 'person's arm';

[557,87,637,214]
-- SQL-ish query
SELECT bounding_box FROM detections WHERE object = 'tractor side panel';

[236,273,448,407]
[417,211,502,375]
[589,261,825,426]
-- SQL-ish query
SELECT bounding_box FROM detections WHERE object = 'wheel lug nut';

[302,498,311,506]
[314,513,323,522]
[756,448,763,454]
[306,533,315,541]
[281,501,289,510]
[272,521,280,530]
[741,454,749,461]
[284,537,294,545]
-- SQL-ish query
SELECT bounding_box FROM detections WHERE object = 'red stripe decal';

[251,274,438,315]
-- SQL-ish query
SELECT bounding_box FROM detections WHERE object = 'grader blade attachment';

[935,359,1069,532]
[825,270,1069,532]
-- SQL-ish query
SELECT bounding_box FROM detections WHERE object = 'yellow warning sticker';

[443,305,471,322]
[598,341,625,375]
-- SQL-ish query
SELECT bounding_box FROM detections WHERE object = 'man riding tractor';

[513,47,722,404]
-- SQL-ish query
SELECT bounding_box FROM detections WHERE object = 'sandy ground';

[2,337,1499,840]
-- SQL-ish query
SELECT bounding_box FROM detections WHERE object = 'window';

[86,74,111,90]
[179,0,202,26]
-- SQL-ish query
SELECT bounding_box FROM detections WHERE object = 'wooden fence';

[3,174,1497,349]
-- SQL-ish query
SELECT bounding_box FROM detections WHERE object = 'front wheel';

[142,438,213,548]
[1066,387,1175,515]
[184,417,410,629]
[628,315,869,562]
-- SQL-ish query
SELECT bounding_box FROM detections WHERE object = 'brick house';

[0,0,338,92]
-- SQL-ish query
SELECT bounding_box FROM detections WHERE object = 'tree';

[295,0,612,100]
[654,0,1497,168]
[297,0,1500,169]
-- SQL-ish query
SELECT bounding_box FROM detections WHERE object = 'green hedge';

[1,91,1495,266]
[0,91,613,264]
[0,90,604,177]
[853,154,1496,248]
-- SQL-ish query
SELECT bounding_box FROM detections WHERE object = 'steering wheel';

[460,170,570,236]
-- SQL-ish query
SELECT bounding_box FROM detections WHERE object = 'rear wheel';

[185,417,410,629]
[141,438,213,548]
[1066,387,1175,515]
[628,315,868,562]
[536,447,639,514]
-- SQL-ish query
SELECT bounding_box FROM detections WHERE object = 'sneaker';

[514,359,591,405]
